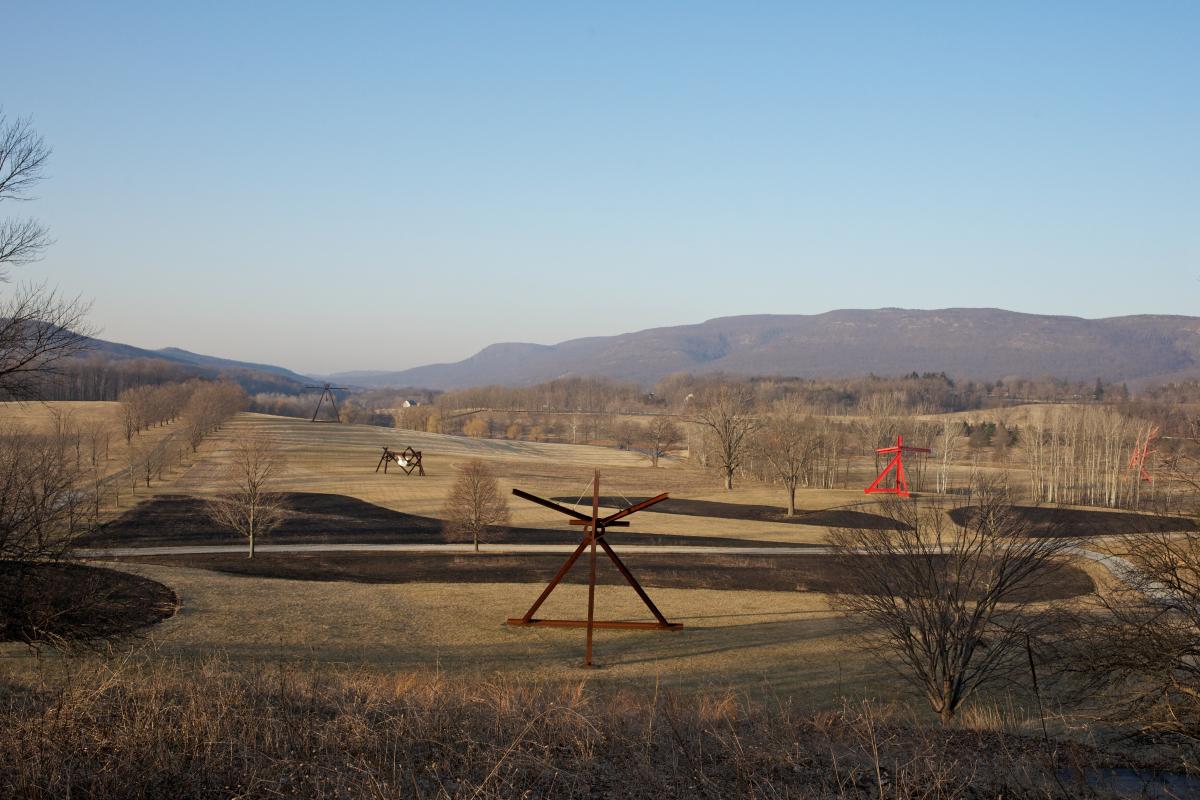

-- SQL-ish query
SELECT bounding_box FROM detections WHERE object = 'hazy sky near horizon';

[5,1,1198,375]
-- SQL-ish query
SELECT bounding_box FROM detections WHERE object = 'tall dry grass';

[0,656,1113,799]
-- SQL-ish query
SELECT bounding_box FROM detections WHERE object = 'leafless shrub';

[828,485,1076,723]
[1073,528,1200,756]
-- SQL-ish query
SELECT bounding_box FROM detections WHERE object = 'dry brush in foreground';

[0,657,1118,799]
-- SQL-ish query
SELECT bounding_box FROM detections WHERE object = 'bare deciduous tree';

[828,487,1074,723]
[0,112,51,271]
[208,432,286,559]
[691,386,760,490]
[935,416,962,494]
[640,417,681,467]
[0,283,91,401]
[442,459,510,552]
[0,113,91,401]
[756,399,816,515]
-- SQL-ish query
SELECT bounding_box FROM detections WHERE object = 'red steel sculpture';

[1128,425,1159,483]
[864,435,931,498]
[508,470,681,667]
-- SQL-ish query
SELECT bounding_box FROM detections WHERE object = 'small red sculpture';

[864,435,931,498]
[1128,425,1159,483]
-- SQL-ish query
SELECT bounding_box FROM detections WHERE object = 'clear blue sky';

[5,1,1198,375]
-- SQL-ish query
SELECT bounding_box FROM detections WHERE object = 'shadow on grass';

[119,552,1094,601]
[551,496,904,529]
[948,505,1196,537]
[0,562,176,648]
[82,493,795,549]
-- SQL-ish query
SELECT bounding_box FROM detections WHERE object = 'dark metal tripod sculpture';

[305,383,347,423]
[375,446,425,476]
[508,470,681,667]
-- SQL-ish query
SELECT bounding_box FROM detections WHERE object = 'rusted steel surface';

[375,445,424,476]
[505,618,683,630]
[511,488,591,521]
[306,383,347,423]
[508,470,683,667]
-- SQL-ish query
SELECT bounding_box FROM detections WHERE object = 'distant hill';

[328,308,1200,390]
[151,347,312,384]
[66,336,316,394]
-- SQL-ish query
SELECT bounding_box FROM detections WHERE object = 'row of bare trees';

[118,383,195,442]
[691,384,1174,512]
[1024,406,1163,509]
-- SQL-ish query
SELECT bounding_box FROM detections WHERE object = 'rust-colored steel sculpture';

[306,383,347,423]
[864,434,931,498]
[376,445,425,476]
[508,470,681,667]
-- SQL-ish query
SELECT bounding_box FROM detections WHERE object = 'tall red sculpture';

[864,435,931,498]
[1129,425,1159,482]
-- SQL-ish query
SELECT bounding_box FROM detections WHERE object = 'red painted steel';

[864,434,931,498]
[1128,425,1159,482]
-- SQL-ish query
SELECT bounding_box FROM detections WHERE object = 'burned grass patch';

[949,505,1196,537]
[81,493,792,549]
[118,552,1094,601]
[1,562,176,648]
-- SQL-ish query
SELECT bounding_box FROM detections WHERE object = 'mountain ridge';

[325,308,1200,390]
[68,335,317,392]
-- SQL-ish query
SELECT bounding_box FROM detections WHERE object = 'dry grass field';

[0,400,199,520]
[0,400,183,487]
[156,411,885,546]
[0,403,1143,713]
[44,562,889,704]
[0,399,125,431]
